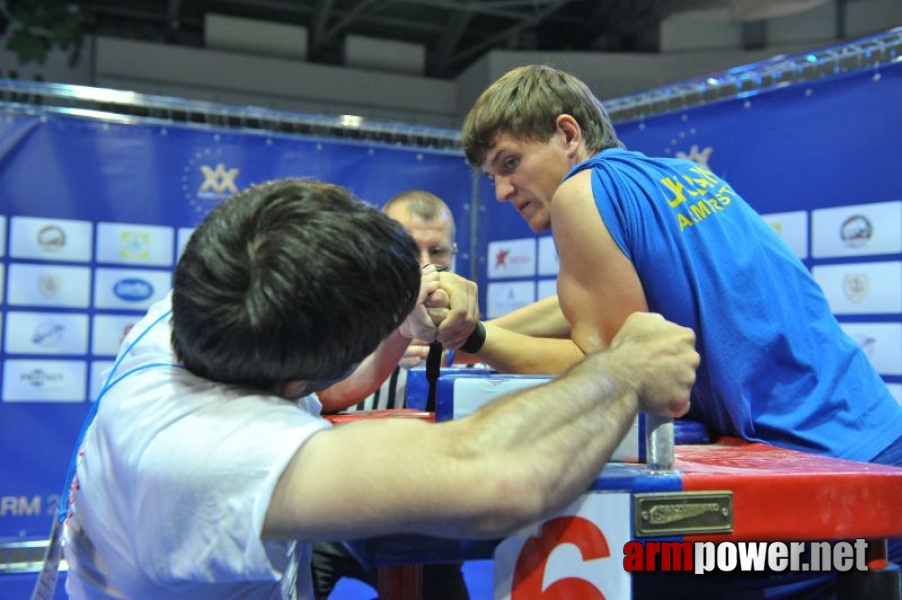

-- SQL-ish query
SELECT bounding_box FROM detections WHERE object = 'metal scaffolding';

[604,26,902,123]
[1,27,899,146]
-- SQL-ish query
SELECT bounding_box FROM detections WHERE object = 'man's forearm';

[436,350,638,536]
[455,323,584,374]
[486,295,571,339]
[317,329,410,412]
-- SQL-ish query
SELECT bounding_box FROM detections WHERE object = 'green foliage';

[2,0,86,67]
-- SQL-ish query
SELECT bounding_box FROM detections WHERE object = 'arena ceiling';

[62,0,730,79]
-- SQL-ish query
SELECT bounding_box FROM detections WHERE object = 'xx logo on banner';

[494,492,632,600]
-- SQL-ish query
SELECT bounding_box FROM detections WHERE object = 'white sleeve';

[134,397,330,584]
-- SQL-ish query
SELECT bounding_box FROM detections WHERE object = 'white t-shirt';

[63,296,331,600]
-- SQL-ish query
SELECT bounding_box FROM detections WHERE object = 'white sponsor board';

[537,278,557,300]
[2,359,87,402]
[495,492,632,600]
[9,216,93,262]
[95,222,176,267]
[812,261,902,315]
[840,322,902,376]
[6,263,92,308]
[487,281,536,319]
[93,268,171,310]
[760,210,808,259]
[487,238,537,279]
[812,201,902,259]
[538,235,560,276]
[4,311,89,355]
[91,314,142,356]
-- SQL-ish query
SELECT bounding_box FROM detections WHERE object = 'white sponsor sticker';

[9,216,93,262]
[96,222,175,266]
[760,210,808,259]
[812,201,902,259]
[486,281,536,319]
[93,268,171,310]
[495,492,632,600]
[538,236,560,276]
[91,314,142,356]
[839,322,902,376]
[4,311,89,355]
[6,263,92,308]
[887,384,902,406]
[0,215,7,257]
[2,359,87,402]
[812,261,902,315]
[487,238,537,279]
[537,279,557,300]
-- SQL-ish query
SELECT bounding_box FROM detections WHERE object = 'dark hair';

[172,178,421,390]
[462,64,623,167]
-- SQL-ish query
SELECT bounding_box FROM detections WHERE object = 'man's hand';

[425,272,479,349]
[398,341,431,369]
[606,312,698,418]
[398,266,441,342]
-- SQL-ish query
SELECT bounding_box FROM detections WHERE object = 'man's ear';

[556,114,583,152]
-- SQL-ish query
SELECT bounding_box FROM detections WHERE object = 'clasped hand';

[398,265,479,359]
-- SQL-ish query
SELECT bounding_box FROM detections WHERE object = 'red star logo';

[495,249,510,268]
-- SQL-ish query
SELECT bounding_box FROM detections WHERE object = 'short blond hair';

[383,190,455,239]
[462,65,623,167]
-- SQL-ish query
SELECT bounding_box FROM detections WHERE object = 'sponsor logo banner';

[760,210,808,259]
[812,261,902,315]
[2,359,87,402]
[9,216,93,262]
[4,311,89,355]
[538,236,560,276]
[6,264,92,308]
[488,238,537,280]
[487,281,536,319]
[91,314,141,356]
[93,269,170,310]
[839,322,902,376]
[95,222,175,267]
[812,201,902,258]
[537,279,557,301]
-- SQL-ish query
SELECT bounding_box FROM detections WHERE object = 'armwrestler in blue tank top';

[566,148,902,462]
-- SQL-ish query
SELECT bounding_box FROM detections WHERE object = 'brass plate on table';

[634,491,733,537]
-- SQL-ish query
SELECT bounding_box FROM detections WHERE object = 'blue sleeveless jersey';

[567,149,902,461]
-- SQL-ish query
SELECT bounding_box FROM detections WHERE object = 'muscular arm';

[486,295,570,339]
[316,329,412,413]
[264,312,697,542]
[552,170,647,352]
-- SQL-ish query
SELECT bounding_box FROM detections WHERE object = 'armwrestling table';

[327,372,902,600]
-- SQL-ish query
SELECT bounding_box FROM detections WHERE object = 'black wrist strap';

[459,321,486,354]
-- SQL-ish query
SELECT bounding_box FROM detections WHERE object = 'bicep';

[552,171,646,351]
